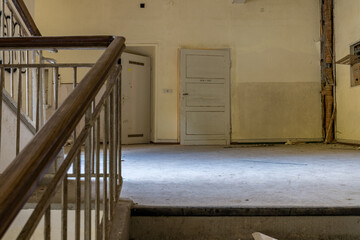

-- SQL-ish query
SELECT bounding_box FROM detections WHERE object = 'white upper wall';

[334,0,360,143]
[34,0,322,142]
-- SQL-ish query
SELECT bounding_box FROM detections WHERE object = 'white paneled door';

[180,49,231,145]
[121,52,151,144]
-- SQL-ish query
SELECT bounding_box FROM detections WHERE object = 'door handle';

[183,93,189,96]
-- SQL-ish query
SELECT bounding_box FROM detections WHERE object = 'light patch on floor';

[121,143,360,207]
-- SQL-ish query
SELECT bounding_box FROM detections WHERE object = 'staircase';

[0,1,126,239]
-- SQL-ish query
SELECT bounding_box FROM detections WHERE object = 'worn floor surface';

[121,143,360,207]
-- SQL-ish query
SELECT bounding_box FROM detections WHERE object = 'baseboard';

[153,139,178,143]
[336,139,360,145]
[231,138,323,144]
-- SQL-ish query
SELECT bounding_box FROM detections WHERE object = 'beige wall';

[23,0,34,17]
[0,102,34,172]
[34,0,322,143]
[334,0,360,143]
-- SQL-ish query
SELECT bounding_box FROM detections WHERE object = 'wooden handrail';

[0,36,116,49]
[0,36,125,237]
[10,0,41,36]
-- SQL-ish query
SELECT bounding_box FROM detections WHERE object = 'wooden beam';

[0,36,116,50]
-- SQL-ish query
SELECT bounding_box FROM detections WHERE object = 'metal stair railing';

[0,36,125,240]
[0,2,127,239]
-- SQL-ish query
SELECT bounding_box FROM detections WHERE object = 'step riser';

[131,216,360,240]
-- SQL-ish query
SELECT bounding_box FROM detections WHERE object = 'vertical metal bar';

[75,149,81,240]
[73,67,81,240]
[18,26,22,110]
[0,0,4,65]
[71,67,77,176]
[32,51,37,121]
[9,11,13,97]
[41,65,46,125]
[109,92,114,220]
[92,101,95,174]
[36,67,40,131]
[1,0,4,38]
[42,62,50,239]
[61,177,68,240]
[37,50,45,127]
[25,51,29,115]
[118,75,122,188]
[103,101,108,240]
[16,68,22,155]
[60,76,68,240]
[73,67,77,86]
[53,67,59,109]
[9,11,13,37]
[85,107,92,240]
[114,79,119,194]
[0,67,4,158]
[44,206,51,240]
[95,116,100,240]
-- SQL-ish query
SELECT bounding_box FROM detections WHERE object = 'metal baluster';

[16,67,21,155]
[92,101,95,174]
[25,51,29,116]
[60,69,68,240]
[0,67,4,158]
[114,78,119,193]
[112,89,116,198]
[44,206,51,240]
[109,91,114,220]
[53,67,59,109]
[0,0,5,37]
[41,65,46,125]
[43,59,50,239]
[18,26,22,110]
[73,67,81,240]
[10,11,13,97]
[95,116,101,239]
[31,52,37,121]
[36,67,40,131]
[61,177,68,240]
[85,107,92,240]
[1,0,4,65]
[103,101,108,240]
[118,75,122,187]
[75,149,81,240]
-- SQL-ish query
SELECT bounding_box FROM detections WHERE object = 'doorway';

[121,52,151,144]
[123,45,157,143]
[180,49,231,145]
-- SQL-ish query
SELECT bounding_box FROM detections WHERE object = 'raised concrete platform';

[122,143,360,207]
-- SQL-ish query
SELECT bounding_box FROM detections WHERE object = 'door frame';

[125,43,158,142]
[178,48,231,145]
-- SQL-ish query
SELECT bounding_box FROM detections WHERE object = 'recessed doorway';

[122,44,157,144]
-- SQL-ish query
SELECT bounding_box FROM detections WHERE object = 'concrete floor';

[121,143,360,207]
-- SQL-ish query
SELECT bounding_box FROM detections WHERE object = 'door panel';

[186,111,225,135]
[121,52,151,144]
[186,55,226,79]
[185,83,225,107]
[180,49,230,145]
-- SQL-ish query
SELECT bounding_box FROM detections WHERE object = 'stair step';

[130,206,360,240]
